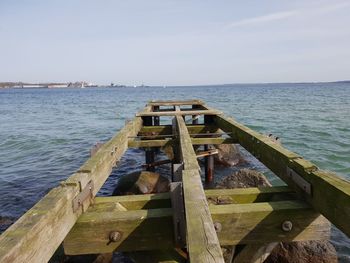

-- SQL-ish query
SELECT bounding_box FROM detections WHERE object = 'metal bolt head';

[109,231,122,242]
[214,222,222,233]
[282,221,293,232]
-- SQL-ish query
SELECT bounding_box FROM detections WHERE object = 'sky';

[0,0,350,86]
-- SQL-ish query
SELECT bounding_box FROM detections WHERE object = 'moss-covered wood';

[139,124,219,135]
[214,114,350,237]
[137,110,221,117]
[175,115,224,263]
[128,137,236,148]
[63,200,329,255]
[92,186,295,211]
[0,112,144,263]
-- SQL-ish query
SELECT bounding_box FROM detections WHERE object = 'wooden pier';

[0,100,349,263]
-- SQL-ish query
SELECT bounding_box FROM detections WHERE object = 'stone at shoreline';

[0,216,15,233]
[216,168,271,189]
[265,241,338,263]
[113,171,170,195]
[214,144,244,167]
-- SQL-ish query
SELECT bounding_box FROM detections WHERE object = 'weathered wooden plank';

[64,208,174,255]
[136,110,221,117]
[128,137,236,148]
[63,200,329,255]
[92,186,294,211]
[0,115,144,263]
[182,169,224,262]
[206,186,295,204]
[214,114,350,237]
[232,243,278,263]
[211,200,330,246]
[128,138,173,148]
[175,115,224,262]
[148,100,204,106]
[94,193,171,210]
[139,124,219,135]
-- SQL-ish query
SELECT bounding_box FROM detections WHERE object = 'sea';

[0,83,349,261]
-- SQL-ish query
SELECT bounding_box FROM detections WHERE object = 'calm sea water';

[0,84,349,261]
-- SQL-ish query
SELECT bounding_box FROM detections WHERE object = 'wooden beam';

[64,208,174,255]
[136,110,221,117]
[175,115,224,263]
[91,186,295,211]
[63,200,329,255]
[94,193,172,210]
[128,138,173,148]
[0,113,145,263]
[232,243,278,263]
[205,186,295,204]
[139,124,219,135]
[147,100,204,106]
[128,137,235,148]
[214,114,350,237]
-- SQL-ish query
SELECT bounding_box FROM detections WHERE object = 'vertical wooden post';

[142,116,153,126]
[204,144,214,184]
[192,104,200,125]
[204,114,215,184]
[153,106,160,126]
[153,106,161,154]
[143,115,155,171]
[145,148,155,172]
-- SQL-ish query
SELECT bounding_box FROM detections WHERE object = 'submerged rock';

[0,216,15,233]
[214,144,243,166]
[265,241,337,263]
[113,171,170,195]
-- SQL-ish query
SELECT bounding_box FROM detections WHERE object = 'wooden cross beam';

[139,124,219,135]
[63,196,329,255]
[128,137,236,148]
[136,110,221,117]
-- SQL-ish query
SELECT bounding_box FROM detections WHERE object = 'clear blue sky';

[1,0,349,85]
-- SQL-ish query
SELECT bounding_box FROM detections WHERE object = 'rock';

[113,171,170,195]
[0,216,15,233]
[215,168,271,189]
[265,241,338,263]
[214,144,243,166]
[162,144,175,161]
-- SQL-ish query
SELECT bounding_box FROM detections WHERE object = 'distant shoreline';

[0,80,349,89]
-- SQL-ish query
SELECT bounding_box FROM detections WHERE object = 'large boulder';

[216,168,271,189]
[214,144,243,167]
[265,241,337,263]
[113,171,170,195]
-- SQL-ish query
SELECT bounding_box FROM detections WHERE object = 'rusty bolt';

[109,231,122,242]
[214,222,222,233]
[282,221,293,232]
